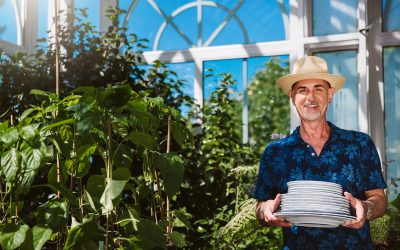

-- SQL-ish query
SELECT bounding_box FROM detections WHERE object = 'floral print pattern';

[253,122,387,249]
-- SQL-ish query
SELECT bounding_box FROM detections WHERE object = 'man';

[254,56,387,249]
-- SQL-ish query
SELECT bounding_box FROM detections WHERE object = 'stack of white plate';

[273,180,356,228]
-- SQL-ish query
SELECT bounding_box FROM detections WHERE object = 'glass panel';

[203,58,243,100]
[38,0,49,41]
[247,56,290,153]
[74,0,100,30]
[203,58,243,138]
[384,47,400,200]
[120,0,289,51]
[312,0,358,36]
[315,51,358,131]
[382,0,400,32]
[0,0,21,44]
[166,62,195,115]
[203,56,290,146]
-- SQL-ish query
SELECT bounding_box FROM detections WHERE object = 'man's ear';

[328,87,335,104]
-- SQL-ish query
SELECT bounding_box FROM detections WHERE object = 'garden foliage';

[0,7,291,249]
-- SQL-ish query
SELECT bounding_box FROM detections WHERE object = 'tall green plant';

[180,59,289,248]
[0,7,193,250]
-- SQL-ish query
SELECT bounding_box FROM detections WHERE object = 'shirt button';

[307,144,310,148]
[311,153,315,156]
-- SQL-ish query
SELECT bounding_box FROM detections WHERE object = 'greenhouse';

[0,0,399,249]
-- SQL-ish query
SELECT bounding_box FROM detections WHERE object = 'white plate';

[281,200,350,208]
[281,208,350,214]
[281,195,349,203]
[274,211,355,219]
[287,180,342,189]
[288,187,342,194]
[274,211,355,228]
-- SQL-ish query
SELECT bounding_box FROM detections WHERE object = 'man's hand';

[256,194,292,227]
[342,192,366,229]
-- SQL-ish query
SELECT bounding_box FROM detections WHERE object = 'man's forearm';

[363,194,387,221]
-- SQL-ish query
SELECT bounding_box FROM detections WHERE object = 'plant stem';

[166,115,172,234]
[154,170,164,222]
[106,113,112,249]
[56,153,61,198]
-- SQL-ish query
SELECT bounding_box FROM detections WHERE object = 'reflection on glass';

[382,0,400,32]
[38,0,49,41]
[384,47,400,201]
[203,59,243,139]
[203,59,242,100]
[0,0,22,44]
[203,56,290,147]
[312,0,358,36]
[120,0,289,51]
[315,51,358,131]
[247,56,290,153]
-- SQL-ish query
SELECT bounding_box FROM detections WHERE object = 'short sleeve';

[253,146,279,201]
[362,135,387,191]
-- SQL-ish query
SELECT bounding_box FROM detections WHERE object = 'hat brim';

[277,73,346,96]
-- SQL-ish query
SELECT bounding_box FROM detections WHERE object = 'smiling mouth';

[305,104,318,108]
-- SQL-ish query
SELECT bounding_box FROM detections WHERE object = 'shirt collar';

[285,121,339,146]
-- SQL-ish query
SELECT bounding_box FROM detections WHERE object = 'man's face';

[290,79,335,122]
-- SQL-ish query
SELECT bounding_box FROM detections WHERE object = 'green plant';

[180,67,287,248]
[0,7,193,250]
[371,194,400,249]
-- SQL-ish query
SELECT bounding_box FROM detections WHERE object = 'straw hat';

[277,56,346,96]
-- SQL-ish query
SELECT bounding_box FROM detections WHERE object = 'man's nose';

[306,91,316,101]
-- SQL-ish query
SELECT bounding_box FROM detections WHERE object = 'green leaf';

[42,118,74,131]
[0,120,8,132]
[19,124,39,142]
[83,189,97,212]
[64,214,98,250]
[171,120,187,147]
[32,225,52,250]
[20,227,33,250]
[76,111,101,133]
[48,181,78,206]
[112,114,129,138]
[0,128,19,146]
[126,131,156,150]
[36,199,68,232]
[16,141,46,194]
[1,148,21,183]
[86,175,105,204]
[30,89,58,102]
[113,144,133,170]
[19,108,35,122]
[74,144,96,177]
[168,232,187,248]
[104,84,132,107]
[0,223,29,250]
[112,167,131,181]
[155,153,184,198]
[47,163,68,187]
[100,178,128,214]
[173,210,194,230]
[137,219,166,249]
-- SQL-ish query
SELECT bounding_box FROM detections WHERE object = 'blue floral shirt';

[253,122,387,250]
